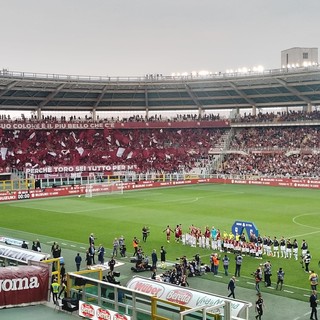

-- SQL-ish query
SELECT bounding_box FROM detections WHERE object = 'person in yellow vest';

[309,270,319,291]
[51,278,60,304]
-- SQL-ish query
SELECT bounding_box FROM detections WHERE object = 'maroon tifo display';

[0,265,50,308]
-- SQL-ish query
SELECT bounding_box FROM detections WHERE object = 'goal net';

[85,181,124,198]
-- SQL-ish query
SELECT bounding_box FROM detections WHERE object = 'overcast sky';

[1,0,319,77]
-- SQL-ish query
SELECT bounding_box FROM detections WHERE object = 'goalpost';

[85,181,124,198]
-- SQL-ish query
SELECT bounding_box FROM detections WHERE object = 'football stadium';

[0,58,320,320]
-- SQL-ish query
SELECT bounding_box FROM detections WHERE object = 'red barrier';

[0,265,50,308]
[0,177,319,202]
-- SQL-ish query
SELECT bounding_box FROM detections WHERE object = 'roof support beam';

[0,81,18,97]
[93,84,109,109]
[39,83,66,109]
[185,84,203,115]
[228,81,256,107]
[274,77,312,105]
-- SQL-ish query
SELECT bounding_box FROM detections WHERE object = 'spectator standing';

[227,276,236,298]
[86,249,92,269]
[254,267,263,294]
[21,241,28,249]
[52,243,61,258]
[112,238,119,257]
[212,253,219,275]
[223,254,230,276]
[235,254,243,277]
[151,249,158,270]
[151,268,157,280]
[255,293,265,320]
[51,278,60,304]
[75,253,82,271]
[89,243,96,264]
[98,244,105,264]
[58,274,67,299]
[132,237,139,256]
[120,244,127,258]
[89,233,95,246]
[309,290,318,320]
[31,241,37,251]
[263,261,272,287]
[60,263,66,280]
[276,267,285,290]
[160,246,166,267]
[108,256,116,273]
[36,239,41,252]
[142,226,149,242]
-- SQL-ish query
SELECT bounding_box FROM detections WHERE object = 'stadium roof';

[0,66,320,113]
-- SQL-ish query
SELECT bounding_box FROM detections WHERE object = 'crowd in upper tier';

[232,109,320,123]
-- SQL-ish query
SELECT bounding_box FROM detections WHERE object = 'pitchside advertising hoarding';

[0,265,50,308]
[126,276,250,318]
[0,243,50,263]
[79,301,131,320]
[1,177,320,203]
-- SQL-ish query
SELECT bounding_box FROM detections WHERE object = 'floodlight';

[256,65,264,72]
[198,70,209,76]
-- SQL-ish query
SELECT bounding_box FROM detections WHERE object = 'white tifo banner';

[79,300,131,320]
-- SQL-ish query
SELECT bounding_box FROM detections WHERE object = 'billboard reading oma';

[0,264,50,308]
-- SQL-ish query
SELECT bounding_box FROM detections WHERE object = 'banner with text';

[79,300,131,320]
[0,265,50,308]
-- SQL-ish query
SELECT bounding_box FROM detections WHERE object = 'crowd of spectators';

[0,112,222,124]
[1,109,320,124]
[233,110,320,123]
[216,153,320,177]
[214,126,320,177]
[2,110,320,177]
[229,126,320,150]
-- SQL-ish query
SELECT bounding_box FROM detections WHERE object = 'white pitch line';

[292,213,320,230]
[288,230,320,239]
[283,289,294,293]
[293,310,318,320]
[183,197,203,203]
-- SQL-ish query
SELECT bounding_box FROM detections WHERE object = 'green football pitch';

[1,183,319,302]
